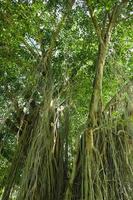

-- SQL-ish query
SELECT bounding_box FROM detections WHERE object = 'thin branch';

[22,39,41,59]
[105,4,119,43]
[105,0,128,43]
[42,14,67,73]
[86,0,104,45]
[101,10,108,38]
[86,0,128,46]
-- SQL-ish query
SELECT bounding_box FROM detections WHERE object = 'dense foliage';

[0,0,133,200]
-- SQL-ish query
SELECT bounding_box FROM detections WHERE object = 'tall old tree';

[64,0,133,199]
[0,0,133,200]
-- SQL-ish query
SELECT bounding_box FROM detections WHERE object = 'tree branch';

[22,39,40,59]
[105,1,128,43]
[42,14,67,73]
[86,0,104,45]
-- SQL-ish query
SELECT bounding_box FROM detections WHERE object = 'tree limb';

[22,39,40,59]
[86,0,104,45]
[105,0,128,43]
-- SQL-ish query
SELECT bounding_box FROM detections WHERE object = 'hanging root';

[67,116,133,200]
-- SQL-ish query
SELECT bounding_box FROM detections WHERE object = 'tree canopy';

[0,0,133,200]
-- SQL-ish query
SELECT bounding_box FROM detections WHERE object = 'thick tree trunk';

[64,2,129,199]
[83,42,108,200]
[89,42,107,127]
[1,108,39,200]
[1,4,73,198]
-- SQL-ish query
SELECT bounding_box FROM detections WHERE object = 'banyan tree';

[0,0,133,200]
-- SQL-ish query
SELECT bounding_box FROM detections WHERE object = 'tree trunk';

[64,2,129,199]
[89,42,108,127]
[1,108,39,200]
[1,3,73,198]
